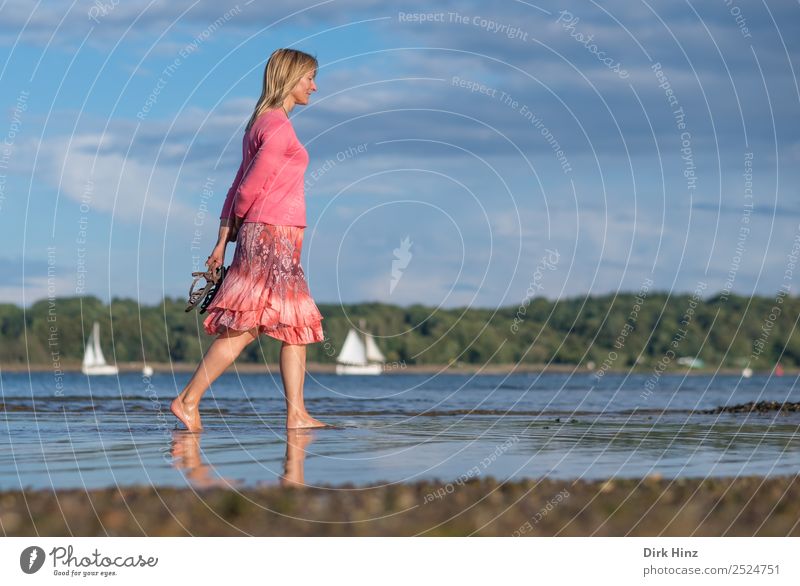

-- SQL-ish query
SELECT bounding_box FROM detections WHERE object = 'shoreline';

[0,361,784,376]
[2,473,798,536]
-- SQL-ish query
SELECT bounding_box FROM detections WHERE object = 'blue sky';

[1,0,798,310]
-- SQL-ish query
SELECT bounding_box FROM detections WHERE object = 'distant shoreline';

[1,361,789,376]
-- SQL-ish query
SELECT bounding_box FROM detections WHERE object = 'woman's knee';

[218,327,258,344]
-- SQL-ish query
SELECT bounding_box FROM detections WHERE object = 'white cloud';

[36,133,196,226]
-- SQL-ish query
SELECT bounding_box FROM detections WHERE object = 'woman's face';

[291,69,317,106]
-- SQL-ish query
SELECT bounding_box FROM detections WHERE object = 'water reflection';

[279,430,315,488]
[169,428,319,489]
[170,431,242,489]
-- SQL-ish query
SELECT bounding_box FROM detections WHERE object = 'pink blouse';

[219,109,310,227]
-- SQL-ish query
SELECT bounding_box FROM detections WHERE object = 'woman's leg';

[170,326,259,431]
[280,341,328,429]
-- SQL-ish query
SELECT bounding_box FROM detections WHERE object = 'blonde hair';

[245,48,318,133]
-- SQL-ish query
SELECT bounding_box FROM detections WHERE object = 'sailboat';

[335,322,385,375]
[81,321,119,376]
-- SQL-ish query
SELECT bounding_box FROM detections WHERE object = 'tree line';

[0,290,796,369]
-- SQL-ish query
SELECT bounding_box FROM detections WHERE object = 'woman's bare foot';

[286,412,331,429]
[170,395,203,432]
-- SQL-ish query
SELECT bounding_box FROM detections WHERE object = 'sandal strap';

[185,271,214,312]
[185,265,227,313]
[199,266,227,314]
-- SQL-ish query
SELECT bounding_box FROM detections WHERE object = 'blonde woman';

[171,48,330,432]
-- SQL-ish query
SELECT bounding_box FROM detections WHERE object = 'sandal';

[185,265,227,313]
[198,265,227,314]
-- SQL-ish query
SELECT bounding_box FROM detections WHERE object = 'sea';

[1,371,799,491]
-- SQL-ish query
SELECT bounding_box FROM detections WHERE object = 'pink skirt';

[203,222,324,345]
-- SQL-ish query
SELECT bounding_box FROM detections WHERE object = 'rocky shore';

[3,474,799,536]
[696,401,800,414]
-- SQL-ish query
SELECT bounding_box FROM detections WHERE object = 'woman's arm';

[213,114,290,268]
[230,119,292,219]
[219,159,245,221]
[206,216,241,271]
[217,216,242,246]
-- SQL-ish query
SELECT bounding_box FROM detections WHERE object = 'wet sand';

[2,474,799,536]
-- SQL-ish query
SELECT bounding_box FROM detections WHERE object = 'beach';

[3,371,800,537]
[3,474,799,536]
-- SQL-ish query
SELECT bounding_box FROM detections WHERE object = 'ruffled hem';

[203,284,324,344]
[203,308,324,344]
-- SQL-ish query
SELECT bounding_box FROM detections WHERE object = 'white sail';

[335,327,385,375]
[82,330,97,368]
[337,329,367,365]
[365,333,385,363]
[82,321,118,375]
[92,322,108,365]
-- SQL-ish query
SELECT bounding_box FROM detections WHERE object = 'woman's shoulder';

[254,108,289,127]
[250,109,291,138]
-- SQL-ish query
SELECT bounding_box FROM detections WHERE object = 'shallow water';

[1,371,798,490]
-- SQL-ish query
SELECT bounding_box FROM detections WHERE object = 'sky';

[0,0,798,310]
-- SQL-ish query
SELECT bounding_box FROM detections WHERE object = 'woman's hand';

[206,242,225,272]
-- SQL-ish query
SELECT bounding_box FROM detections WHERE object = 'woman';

[171,48,329,432]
